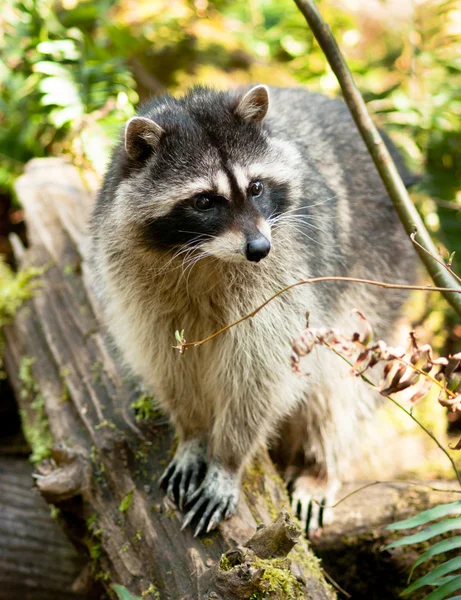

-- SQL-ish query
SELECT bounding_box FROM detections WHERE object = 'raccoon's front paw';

[181,462,240,537]
[159,439,207,510]
[291,476,340,539]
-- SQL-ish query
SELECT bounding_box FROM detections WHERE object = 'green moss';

[85,515,111,583]
[49,505,61,520]
[91,361,103,384]
[165,506,176,519]
[133,529,143,543]
[130,394,159,422]
[89,445,105,476]
[221,553,306,599]
[220,555,233,571]
[254,557,303,598]
[141,583,160,599]
[242,455,283,522]
[0,259,43,328]
[19,356,53,464]
[119,488,135,514]
[290,545,324,585]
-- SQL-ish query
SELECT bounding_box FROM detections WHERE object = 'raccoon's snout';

[246,235,271,262]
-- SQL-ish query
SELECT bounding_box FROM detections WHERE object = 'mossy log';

[3,158,335,600]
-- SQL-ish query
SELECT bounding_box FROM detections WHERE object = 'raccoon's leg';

[182,393,276,536]
[271,404,341,538]
[289,469,340,539]
[158,375,212,509]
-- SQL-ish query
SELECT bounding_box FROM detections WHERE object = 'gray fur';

[90,85,416,535]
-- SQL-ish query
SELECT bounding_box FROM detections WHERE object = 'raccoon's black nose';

[246,236,271,262]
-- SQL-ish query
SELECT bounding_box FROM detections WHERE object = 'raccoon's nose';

[246,235,271,262]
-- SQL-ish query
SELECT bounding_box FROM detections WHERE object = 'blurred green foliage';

[1,0,460,342]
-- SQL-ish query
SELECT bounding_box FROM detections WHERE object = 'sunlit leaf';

[410,536,461,575]
[402,557,461,595]
[386,516,461,548]
[387,501,461,531]
[36,39,80,60]
[422,576,461,600]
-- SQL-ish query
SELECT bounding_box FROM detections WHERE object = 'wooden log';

[0,456,87,600]
[3,157,335,600]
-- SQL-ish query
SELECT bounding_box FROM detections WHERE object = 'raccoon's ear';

[235,85,269,123]
[124,116,165,160]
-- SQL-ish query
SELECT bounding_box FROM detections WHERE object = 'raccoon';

[90,85,415,537]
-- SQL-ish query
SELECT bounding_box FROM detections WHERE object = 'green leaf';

[36,39,80,60]
[175,329,185,343]
[410,537,461,575]
[421,576,461,600]
[402,557,461,595]
[33,61,72,78]
[387,501,461,531]
[112,584,142,600]
[39,77,81,107]
[119,489,134,514]
[386,516,461,549]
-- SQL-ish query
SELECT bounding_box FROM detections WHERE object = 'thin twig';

[292,0,461,317]
[323,480,461,510]
[176,276,460,350]
[322,568,352,598]
[411,231,461,285]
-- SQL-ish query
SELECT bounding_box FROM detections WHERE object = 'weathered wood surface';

[0,456,87,600]
[3,157,335,600]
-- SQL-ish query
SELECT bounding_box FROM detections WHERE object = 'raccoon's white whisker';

[177,230,217,239]
[272,215,332,236]
[152,234,215,277]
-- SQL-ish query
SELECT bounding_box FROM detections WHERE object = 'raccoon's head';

[109,85,302,265]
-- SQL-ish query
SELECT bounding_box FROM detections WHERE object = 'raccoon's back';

[266,87,417,335]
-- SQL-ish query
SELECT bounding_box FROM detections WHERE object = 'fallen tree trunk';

[0,456,89,600]
[3,158,335,600]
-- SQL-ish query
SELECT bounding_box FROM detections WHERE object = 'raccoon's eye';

[249,181,264,198]
[193,195,215,211]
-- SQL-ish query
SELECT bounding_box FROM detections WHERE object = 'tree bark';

[0,456,89,600]
[3,158,335,600]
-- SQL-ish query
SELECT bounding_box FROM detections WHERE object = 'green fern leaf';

[385,516,461,549]
[387,501,461,531]
[410,537,461,578]
[421,576,461,600]
[402,557,461,595]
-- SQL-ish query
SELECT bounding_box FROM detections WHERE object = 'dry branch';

[3,158,334,600]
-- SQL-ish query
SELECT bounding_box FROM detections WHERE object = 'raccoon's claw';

[159,439,207,509]
[290,478,340,539]
[181,462,240,537]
